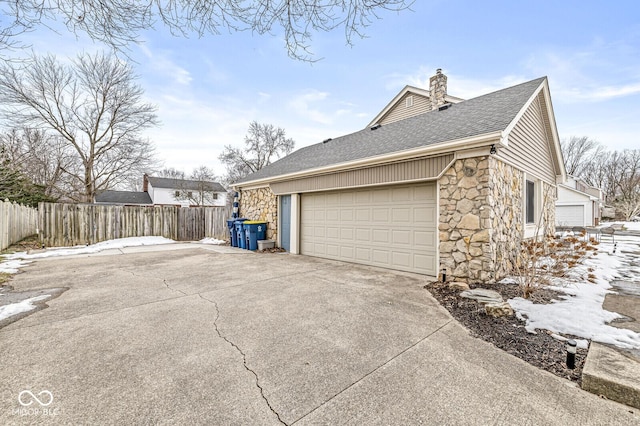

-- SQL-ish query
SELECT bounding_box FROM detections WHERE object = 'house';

[555,175,602,227]
[143,175,227,207]
[95,175,227,207]
[234,70,566,283]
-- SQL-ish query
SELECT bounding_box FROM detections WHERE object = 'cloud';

[288,89,332,124]
[139,44,192,87]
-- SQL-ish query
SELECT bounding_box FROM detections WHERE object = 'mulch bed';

[426,280,588,384]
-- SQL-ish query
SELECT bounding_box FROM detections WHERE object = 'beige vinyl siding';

[378,93,432,125]
[270,154,454,195]
[501,92,556,183]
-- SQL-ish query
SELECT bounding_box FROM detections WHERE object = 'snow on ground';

[508,234,640,350]
[0,236,176,275]
[199,238,226,245]
[0,295,50,321]
[601,220,640,231]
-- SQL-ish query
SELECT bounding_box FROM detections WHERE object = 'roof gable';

[368,85,463,127]
[236,77,548,186]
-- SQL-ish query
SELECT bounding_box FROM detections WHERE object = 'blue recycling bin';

[227,219,237,247]
[243,221,267,250]
[234,218,248,249]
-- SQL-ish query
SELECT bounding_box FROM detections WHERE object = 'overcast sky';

[10,0,640,178]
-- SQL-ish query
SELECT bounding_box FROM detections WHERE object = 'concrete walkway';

[1,245,639,425]
[584,241,640,409]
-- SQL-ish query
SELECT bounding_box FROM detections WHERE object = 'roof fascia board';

[235,131,502,188]
[499,80,545,148]
[558,184,600,201]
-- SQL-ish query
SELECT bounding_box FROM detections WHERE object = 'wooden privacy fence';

[39,203,231,247]
[0,200,39,251]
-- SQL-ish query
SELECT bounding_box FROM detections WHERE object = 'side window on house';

[187,191,193,197]
[174,191,180,197]
[526,180,535,224]
[213,193,218,200]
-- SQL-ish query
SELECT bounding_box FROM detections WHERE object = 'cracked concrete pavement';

[1,244,639,425]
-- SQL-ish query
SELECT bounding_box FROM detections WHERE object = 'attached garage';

[300,183,437,275]
[556,205,585,227]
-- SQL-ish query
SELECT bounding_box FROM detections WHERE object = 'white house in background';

[556,175,602,227]
[144,175,227,207]
[95,175,227,207]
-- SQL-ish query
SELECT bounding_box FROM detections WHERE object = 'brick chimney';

[429,68,448,110]
[143,174,149,192]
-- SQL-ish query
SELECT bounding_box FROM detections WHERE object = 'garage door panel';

[392,230,411,245]
[355,247,370,261]
[414,231,435,247]
[301,183,436,275]
[355,209,370,221]
[372,208,389,222]
[355,228,371,241]
[392,208,411,222]
[326,227,340,238]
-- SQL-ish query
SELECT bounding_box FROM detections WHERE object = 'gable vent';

[405,95,414,108]
[370,123,382,131]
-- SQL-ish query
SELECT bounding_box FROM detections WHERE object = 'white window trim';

[523,174,543,239]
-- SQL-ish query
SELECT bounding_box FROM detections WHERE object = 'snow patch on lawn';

[0,295,49,322]
[508,236,640,350]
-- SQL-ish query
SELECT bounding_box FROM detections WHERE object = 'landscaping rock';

[448,281,470,291]
[485,302,514,318]
[460,288,503,304]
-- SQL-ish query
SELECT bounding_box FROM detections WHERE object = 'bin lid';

[243,221,267,225]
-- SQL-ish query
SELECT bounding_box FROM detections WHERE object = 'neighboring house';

[144,175,227,207]
[95,175,227,207]
[95,190,152,205]
[234,70,566,283]
[556,176,602,227]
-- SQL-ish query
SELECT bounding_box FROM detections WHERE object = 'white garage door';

[556,205,585,226]
[301,183,437,275]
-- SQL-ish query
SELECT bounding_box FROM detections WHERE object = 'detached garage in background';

[556,176,603,227]
[234,70,567,283]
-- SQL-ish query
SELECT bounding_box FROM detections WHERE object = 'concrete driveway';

[1,245,638,425]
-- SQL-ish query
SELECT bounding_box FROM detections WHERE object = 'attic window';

[405,95,414,108]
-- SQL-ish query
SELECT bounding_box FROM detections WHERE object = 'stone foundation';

[239,187,278,241]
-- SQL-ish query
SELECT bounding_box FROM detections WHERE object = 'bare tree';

[0,52,159,202]
[219,121,295,184]
[0,1,412,60]
[159,168,186,180]
[172,166,222,206]
[560,136,601,177]
[0,128,78,200]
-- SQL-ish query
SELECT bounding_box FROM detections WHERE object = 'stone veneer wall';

[239,187,278,241]
[439,156,538,283]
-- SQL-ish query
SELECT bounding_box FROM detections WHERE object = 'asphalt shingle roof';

[95,190,152,205]
[147,177,226,192]
[237,77,546,184]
